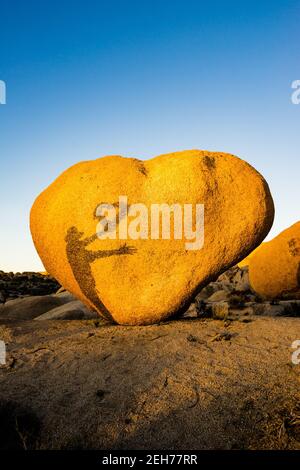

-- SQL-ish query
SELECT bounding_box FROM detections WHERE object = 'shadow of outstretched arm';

[83,233,99,246]
[88,244,137,262]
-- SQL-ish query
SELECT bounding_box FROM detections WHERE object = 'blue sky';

[0,0,299,271]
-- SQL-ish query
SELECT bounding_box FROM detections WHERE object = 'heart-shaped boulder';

[30,150,274,325]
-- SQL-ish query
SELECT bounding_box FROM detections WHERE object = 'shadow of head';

[66,226,84,241]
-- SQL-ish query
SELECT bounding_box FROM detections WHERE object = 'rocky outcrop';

[0,271,60,301]
[1,265,299,322]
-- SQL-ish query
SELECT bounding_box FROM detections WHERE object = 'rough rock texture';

[249,222,300,299]
[0,317,299,450]
[30,150,274,325]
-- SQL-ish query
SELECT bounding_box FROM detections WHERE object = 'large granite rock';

[30,150,274,325]
[249,222,300,299]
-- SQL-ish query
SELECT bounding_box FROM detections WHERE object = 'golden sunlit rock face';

[249,222,300,299]
[30,150,274,325]
[237,244,265,267]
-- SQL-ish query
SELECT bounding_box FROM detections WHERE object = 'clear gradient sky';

[0,0,299,272]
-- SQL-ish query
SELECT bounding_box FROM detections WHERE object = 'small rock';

[34,300,98,320]
[207,290,230,302]
[252,303,287,317]
[210,331,236,342]
[202,302,229,320]
[187,334,198,342]
[55,291,76,302]
[56,286,66,294]
[277,300,300,316]
[0,295,69,321]
[212,302,229,319]
[231,267,251,292]
[228,294,246,308]
[196,283,220,300]
[182,303,198,318]
[217,266,251,292]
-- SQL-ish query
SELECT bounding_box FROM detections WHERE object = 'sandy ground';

[0,316,300,450]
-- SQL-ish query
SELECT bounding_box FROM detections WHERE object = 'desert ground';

[0,269,300,450]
